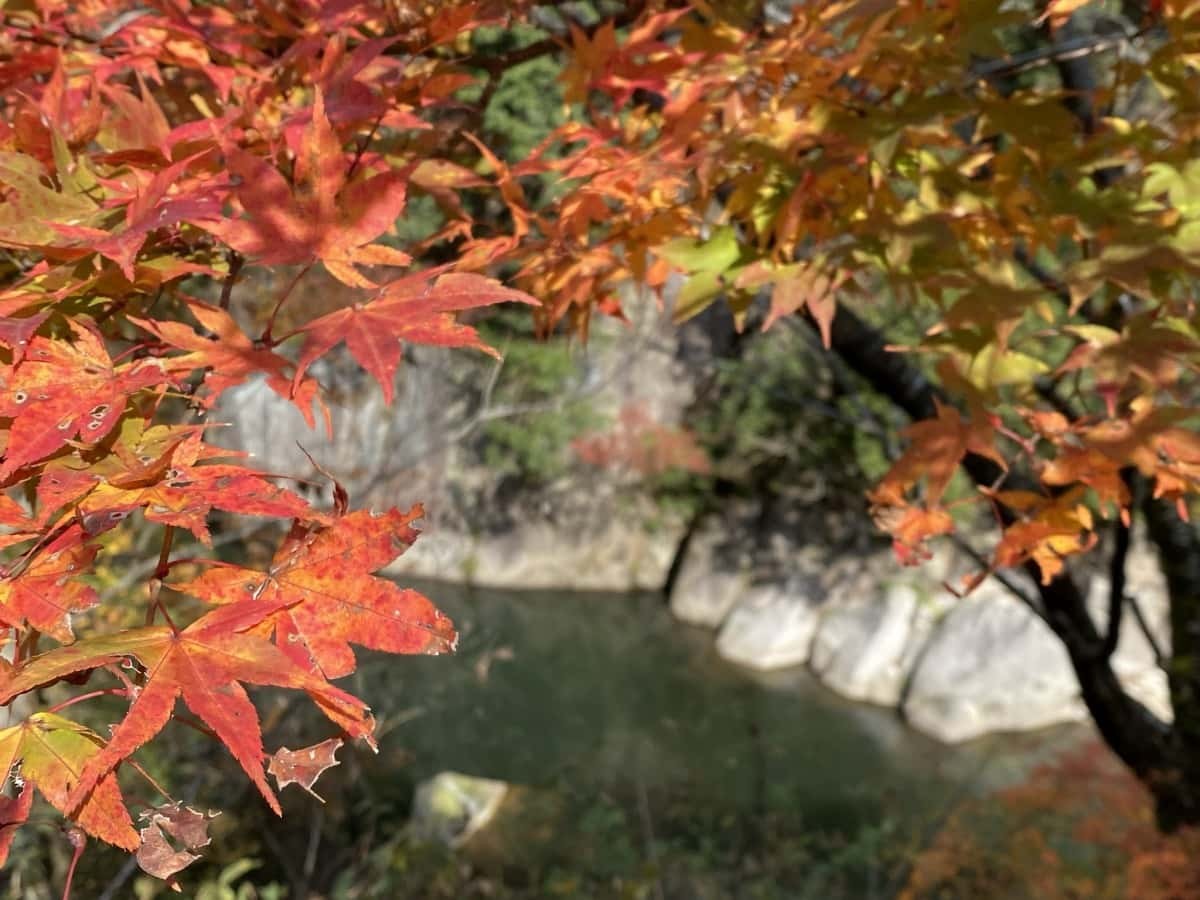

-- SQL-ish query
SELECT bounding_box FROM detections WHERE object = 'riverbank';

[381,506,1172,746]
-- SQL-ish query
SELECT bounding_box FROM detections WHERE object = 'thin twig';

[949,534,1048,623]
[96,856,140,900]
[968,27,1143,84]
[218,251,244,311]
[1127,592,1168,668]
[261,263,314,346]
[1099,477,1134,660]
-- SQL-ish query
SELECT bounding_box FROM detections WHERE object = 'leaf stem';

[173,711,218,741]
[126,759,172,803]
[261,263,313,347]
[146,526,176,629]
[165,556,243,570]
[61,827,86,900]
[219,251,244,310]
[47,689,126,714]
[105,663,141,694]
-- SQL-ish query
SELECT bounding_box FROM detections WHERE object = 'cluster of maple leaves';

[0,0,550,884]
[2,0,1200,887]
[473,0,1200,586]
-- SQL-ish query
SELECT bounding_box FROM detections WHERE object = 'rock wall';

[671,511,1173,743]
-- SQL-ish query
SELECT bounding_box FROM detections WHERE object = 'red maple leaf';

[130,297,326,429]
[0,527,98,642]
[0,598,376,817]
[176,507,456,679]
[288,270,536,403]
[0,321,173,479]
[198,90,411,287]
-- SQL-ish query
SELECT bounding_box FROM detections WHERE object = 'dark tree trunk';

[1142,496,1200,828]
[812,303,1200,829]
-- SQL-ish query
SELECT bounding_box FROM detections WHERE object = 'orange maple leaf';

[288,271,536,403]
[176,507,456,679]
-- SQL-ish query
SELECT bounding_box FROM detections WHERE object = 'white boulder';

[715,577,824,670]
[902,579,1089,742]
[810,583,932,706]
[669,523,749,627]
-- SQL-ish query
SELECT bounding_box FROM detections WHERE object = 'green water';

[344,583,1090,894]
[14,584,1095,899]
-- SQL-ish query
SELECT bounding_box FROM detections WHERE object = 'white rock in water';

[671,567,746,629]
[411,772,509,848]
[669,524,747,628]
[902,581,1089,742]
[715,578,824,670]
[810,583,931,707]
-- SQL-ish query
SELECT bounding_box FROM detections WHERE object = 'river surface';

[43,581,1110,899]
[348,582,1094,895]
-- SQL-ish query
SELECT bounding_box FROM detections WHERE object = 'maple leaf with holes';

[0,321,173,479]
[288,271,536,403]
[198,90,411,287]
[0,712,138,850]
[130,297,325,428]
[136,803,217,881]
[0,524,98,642]
[176,507,456,679]
[268,738,342,800]
[0,598,376,817]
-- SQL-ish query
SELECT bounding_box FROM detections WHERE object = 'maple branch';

[346,115,385,182]
[1128,590,1167,669]
[218,252,243,311]
[16,628,40,664]
[262,263,313,347]
[1100,488,1132,661]
[1140,490,1200,827]
[1031,380,1164,671]
[95,858,140,900]
[154,525,175,582]
[968,25,1142,85]
[458,0,649,75]
[800,301,1175,793]
[949,534,1047,623]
